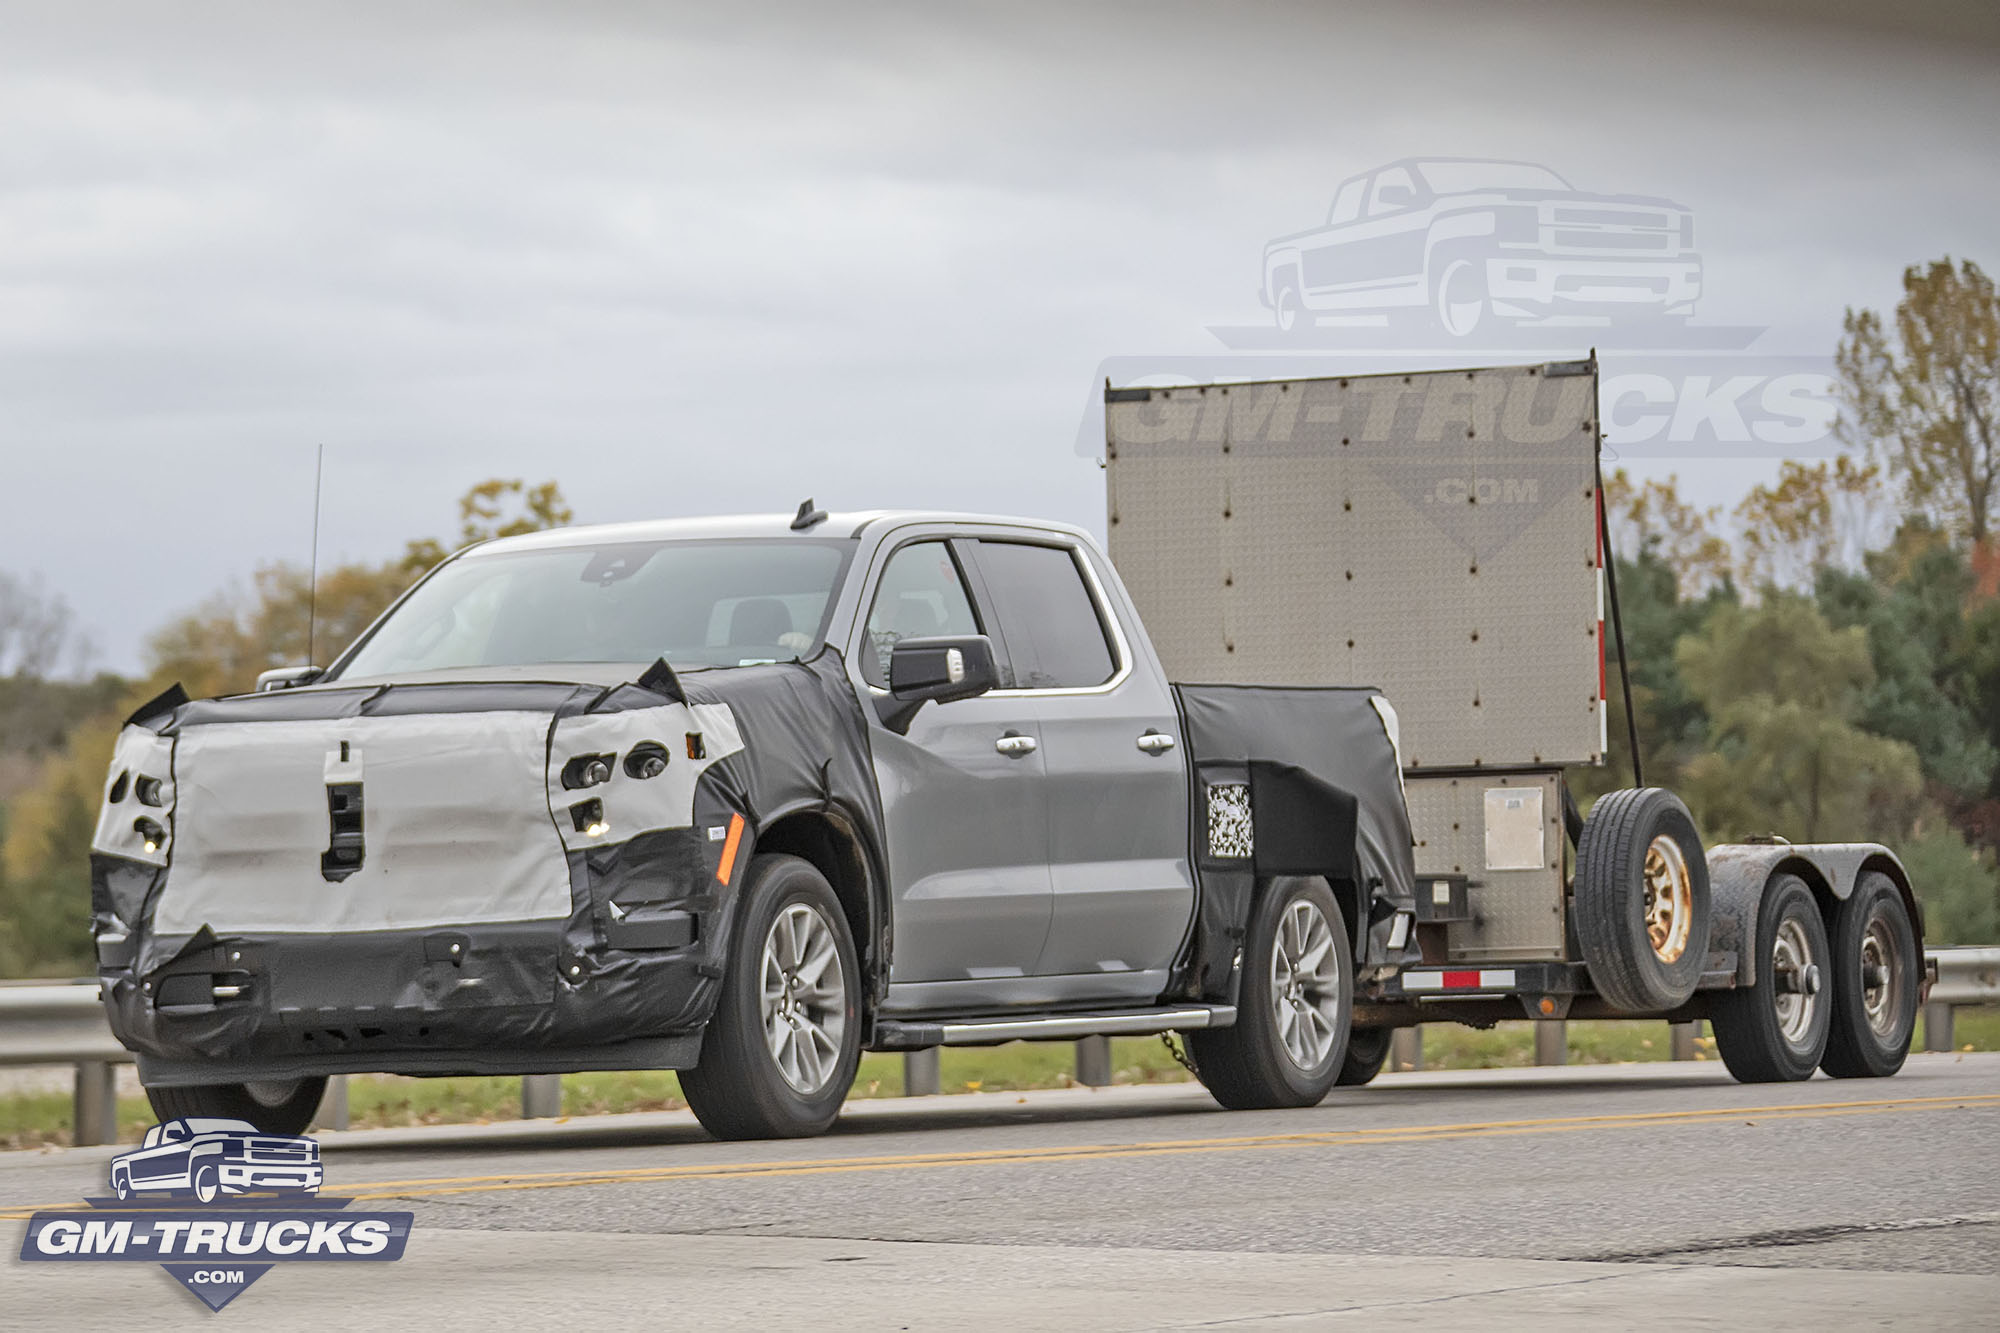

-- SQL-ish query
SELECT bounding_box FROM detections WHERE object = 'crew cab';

[1260,157,1701,338]
[109,1117,322,1203]
[92,509,1420,1139]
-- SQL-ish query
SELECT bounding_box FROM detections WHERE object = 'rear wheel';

[192,1162,220,1204]
[682,854,861,1140]
[1710,875,1830,1082]
[146,1077,327,1137]
[1819,871,1918,1079]
[1574,788,1711,1012]
[1336,1026,1392,1087]
[1189,878,1351,1110]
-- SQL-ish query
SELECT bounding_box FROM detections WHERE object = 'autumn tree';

[1734,456,1890,592]
[1601,468,1733,598]
[401,478,574,575]
[1836,256,2000,545]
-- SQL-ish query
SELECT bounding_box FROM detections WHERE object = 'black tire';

[1710,875,1831,1082]
[1189,877,1352,1110]
[1336,1026,1392,1087]
[1819,871,1918,1079]
[681,854,862,1140]
[147,1077,327,1137]
[1574,788,1710,1013]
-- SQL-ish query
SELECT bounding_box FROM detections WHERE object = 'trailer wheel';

[147,1078,327,1137]
[1574,788,1710,1013]
[1188,877,1351,1109]
[681,853,861,1140]
[1710,874,1830,1082]
[1336,1026,1392,1086]
[1819,871,1918,1079]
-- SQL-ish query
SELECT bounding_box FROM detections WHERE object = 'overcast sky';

[4,0,1996,673]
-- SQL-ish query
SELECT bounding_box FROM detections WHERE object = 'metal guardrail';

[5,948,1996,1147]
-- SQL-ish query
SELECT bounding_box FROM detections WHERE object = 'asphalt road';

[5,1053,1997,1329]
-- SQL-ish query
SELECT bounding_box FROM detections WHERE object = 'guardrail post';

[1669,1020,1701,1061]
[1389,1026,1422,1072]
[903,1048,940,1097]
[1533,1021,1567,1066]
[520,1074,563,1119]
[1924,1002,1955,1053]
[73,1060,118,1147]
[1075,1035,1112,1087]
[316,1075,350,1131]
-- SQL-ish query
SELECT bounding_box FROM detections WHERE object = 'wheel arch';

[1707,842,1921,987]
[754,804,890,1011]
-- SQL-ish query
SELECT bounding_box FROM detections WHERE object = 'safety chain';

[1159,1031,1200,1078]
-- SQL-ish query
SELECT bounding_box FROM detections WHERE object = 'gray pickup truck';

[91,508,1422,1139]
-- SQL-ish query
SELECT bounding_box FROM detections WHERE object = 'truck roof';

[473,510,1094,555]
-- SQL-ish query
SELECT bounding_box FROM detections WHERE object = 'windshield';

[333,538,854,678]
[1413,161,1569,195]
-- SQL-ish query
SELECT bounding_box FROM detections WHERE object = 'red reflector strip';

[1399,969,1519,992]
[716,812,745,885]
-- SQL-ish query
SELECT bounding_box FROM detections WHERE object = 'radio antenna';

[307,443,324,667]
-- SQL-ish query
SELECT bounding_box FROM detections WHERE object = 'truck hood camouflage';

[89,653,886,1071]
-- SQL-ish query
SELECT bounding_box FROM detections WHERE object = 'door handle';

[995,731,1038,757]
[1136,730,1177,755]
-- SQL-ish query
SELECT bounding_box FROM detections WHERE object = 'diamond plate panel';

[1108,364,1602,768]
[1405,771,1566,962]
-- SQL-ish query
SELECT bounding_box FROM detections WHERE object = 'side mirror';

[256,665,323,693]
[877,635,999,734]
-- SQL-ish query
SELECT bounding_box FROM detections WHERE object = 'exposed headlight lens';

[623,742,670,780]
[135,776,166,807]
[570,799,608,837]
[561,754,615,790]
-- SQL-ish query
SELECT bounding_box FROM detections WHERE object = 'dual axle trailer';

[1104,358,1926,1085]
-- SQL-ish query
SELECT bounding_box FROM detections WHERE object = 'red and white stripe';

[1399,969,1518,992]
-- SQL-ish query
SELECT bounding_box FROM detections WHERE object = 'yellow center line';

[5,1091,1995,1219]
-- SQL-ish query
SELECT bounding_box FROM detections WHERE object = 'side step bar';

[871,1005,1235,1051]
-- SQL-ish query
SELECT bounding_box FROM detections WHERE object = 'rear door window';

[973,542,1117,690]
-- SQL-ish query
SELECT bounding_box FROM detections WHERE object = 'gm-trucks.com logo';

[1079,156,1832,460]
[18,1117,412,1312]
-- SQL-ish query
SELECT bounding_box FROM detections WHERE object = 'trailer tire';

[681,854,861,1140]
[1710,874,1831,1082]
[146,1078,327,1137]
[1188,877,1351,1110]
[1574,788,1710,1013]
[1819,871,1918,1079]
[1336,1026,1392,1086]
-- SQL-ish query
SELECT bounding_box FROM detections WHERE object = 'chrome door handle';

[1136,731,1177,755]
[995,732,1038,757]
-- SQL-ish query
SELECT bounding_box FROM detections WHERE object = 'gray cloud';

[2,0,1995,671]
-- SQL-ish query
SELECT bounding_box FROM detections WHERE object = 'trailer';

[1104,358,1928,1084]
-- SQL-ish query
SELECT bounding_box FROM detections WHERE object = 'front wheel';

[681,854,862,1140]
[1189,878,1352,1110]
[147,1077,327,1138]
[1819,871,1918,1079]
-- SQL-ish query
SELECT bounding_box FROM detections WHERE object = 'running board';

[870,1005,1235,1051]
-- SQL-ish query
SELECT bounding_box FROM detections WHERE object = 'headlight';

[561,754,615,790]
[623,742,670,780]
